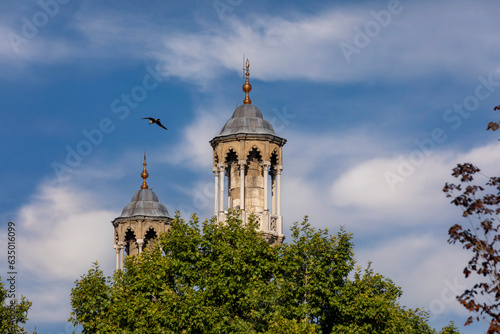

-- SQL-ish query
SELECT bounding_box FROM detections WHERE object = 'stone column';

[261,162,271,211]
[213,167,219,216]
[137,239,144,254]
[219,163,226,213]
[118,241,124,270]
[239,160,246,211]
[277,166,282,216]
[271,169,276,215]
[114,245,120,271]
[228,164,232,209]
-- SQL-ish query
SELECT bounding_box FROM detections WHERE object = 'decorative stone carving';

[270,216,277,232]
[208,62,286,245]
[112,156,173,270]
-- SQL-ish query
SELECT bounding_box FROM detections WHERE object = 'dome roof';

[215,104,277,138]
[119,188,171,218]
[210,61,285,146]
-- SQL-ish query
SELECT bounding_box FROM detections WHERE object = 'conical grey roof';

[216,104,276,137]
[119,188,171,218]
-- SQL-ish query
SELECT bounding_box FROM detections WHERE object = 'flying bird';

[142,117,168,130]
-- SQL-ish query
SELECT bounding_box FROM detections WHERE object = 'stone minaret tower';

[210,60,287,244]
[111,154,172,270]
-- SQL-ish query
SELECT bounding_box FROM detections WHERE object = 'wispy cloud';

[66,1,500,84]
[4,1,499,85]
[355,233,471,317]
[10,177,117,322]
[17,181,116,280]
[330,142,500,228]
[160,107,226,170]
[279,134,499,323]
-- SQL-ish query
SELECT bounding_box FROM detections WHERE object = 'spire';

[141,152,149,189]
[242,59,252,105]
[33,327,37,334]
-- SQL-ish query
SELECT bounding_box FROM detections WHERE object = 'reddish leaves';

[443,106,500,333]
[444,114,500,332]
[487,122,499,131]
[488,106,500,133]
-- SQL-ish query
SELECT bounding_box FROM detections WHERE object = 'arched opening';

[270,151,279,215]
[124,228,137,255]
[245,147,265,213]
[247,146,262,163]
[143,227,158,249]
[270,150,279,166]
[225,148,238,163]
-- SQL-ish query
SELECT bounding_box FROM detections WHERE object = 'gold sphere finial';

[141,152,149,189]
[242,59,252,105]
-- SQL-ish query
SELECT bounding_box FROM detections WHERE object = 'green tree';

[69,264,114,333]
[0,277,31,334]
[71,211,459,333]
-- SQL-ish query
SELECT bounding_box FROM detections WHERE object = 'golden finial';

[141,152,149,189]
[33,327,37,334]
[242,59,252,104]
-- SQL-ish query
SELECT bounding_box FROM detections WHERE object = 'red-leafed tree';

[443,105,500,333]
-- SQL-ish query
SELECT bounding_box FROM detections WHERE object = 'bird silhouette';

[142,117,167,130]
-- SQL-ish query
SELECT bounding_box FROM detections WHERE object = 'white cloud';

[148,9,356,83]
[4,0,497,85]
[355,233,472,317]
[113,2,500,83]
[330,142,500,227]
[161,109,224,170]
[142,1,500,84]
[23,280,75,323]
[17,184,115,280]
[10,179,117,322]
[275,132,500,325]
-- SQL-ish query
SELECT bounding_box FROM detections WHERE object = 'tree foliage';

[443,105,500,333]
[71,211,459,333]
[0,277,31,334]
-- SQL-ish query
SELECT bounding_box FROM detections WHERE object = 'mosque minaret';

[209,60,286,244]
[111,60,287,267]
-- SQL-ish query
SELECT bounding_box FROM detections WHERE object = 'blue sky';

[1,0,499,333]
